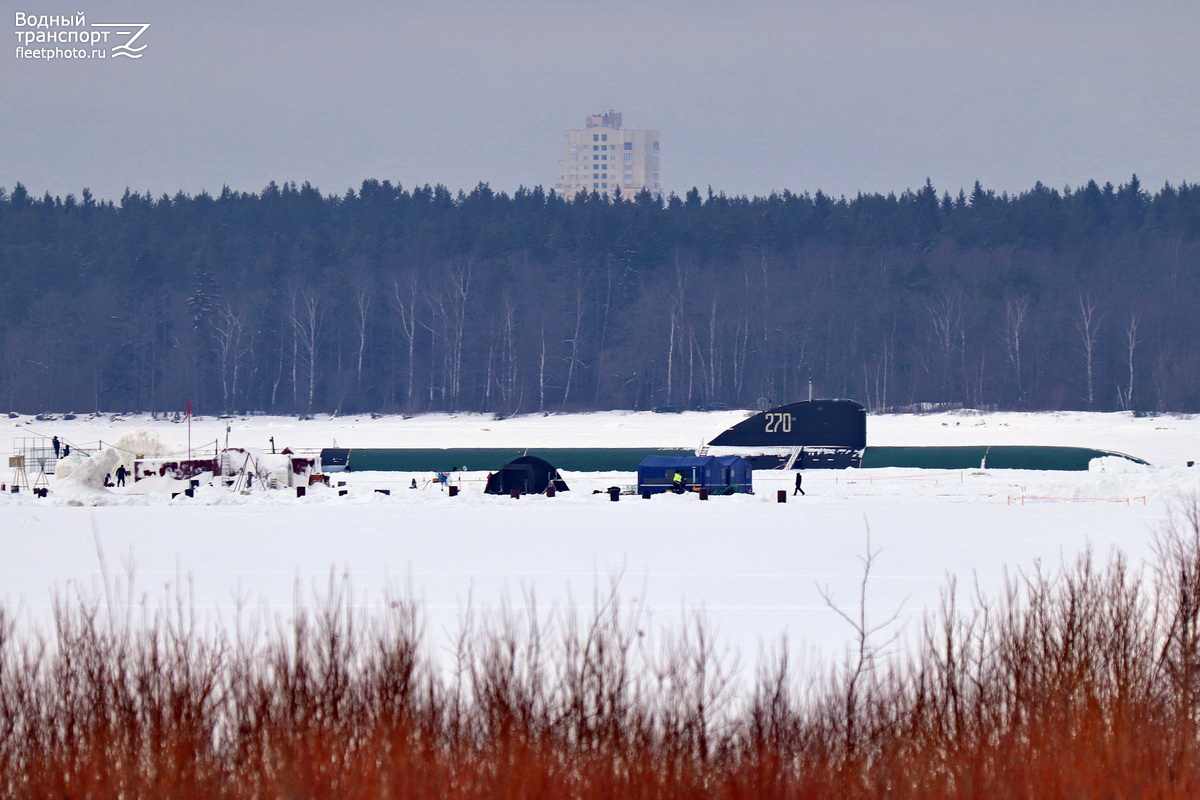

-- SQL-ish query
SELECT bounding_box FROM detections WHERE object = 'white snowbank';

[1089,455,1152,474]
[53,448,120,489]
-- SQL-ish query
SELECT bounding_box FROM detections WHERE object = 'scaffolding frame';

[13,437,58,474]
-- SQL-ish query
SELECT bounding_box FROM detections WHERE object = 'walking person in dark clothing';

[115,465,128,487]
[793,471,806,496]
[52,436,60,458]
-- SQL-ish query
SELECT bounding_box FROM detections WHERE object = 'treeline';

[1,176,1198,415]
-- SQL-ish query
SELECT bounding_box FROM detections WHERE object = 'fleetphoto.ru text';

[14,12,149,60]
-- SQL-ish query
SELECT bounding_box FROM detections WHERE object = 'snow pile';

[110,430,176,465]
[52,429,179,494]
[1089,455,1152,474]
[53,447,120,489]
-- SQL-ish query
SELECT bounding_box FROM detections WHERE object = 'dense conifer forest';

[1,176,1198,415]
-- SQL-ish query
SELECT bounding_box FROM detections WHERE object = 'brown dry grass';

[7,500,1200,798]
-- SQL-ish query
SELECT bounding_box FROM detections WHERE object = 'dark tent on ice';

[484,455,570,495]
[637,455,753,495]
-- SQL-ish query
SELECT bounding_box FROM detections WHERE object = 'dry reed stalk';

[7,507,1200,797]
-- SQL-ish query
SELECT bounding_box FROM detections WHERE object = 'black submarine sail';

[706,398,867,469]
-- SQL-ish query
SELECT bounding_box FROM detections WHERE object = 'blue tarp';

[637,455,754,495]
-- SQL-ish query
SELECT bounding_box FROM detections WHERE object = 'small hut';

[484,455,570,495]
[637,455,753,495]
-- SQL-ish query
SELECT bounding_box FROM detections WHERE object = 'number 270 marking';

[764,413,792,434]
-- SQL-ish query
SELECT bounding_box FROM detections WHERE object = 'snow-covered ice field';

[2,409,1198,665]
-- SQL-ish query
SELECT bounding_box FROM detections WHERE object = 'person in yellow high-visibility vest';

[672,470,685,493]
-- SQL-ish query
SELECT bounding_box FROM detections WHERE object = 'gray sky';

[4,0,1198,201]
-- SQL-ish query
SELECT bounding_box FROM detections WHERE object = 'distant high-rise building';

[556,109,660,199]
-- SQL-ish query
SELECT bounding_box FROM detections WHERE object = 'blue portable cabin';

[637,455,753,495]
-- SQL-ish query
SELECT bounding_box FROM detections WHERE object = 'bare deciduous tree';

[1117,313,1139,411]
[1075,294,1102,408]
[289,286,323,413]
[926,290,964,402]
[1002,295,1030,405]
[211,302,252,412]
[353,284,371,393]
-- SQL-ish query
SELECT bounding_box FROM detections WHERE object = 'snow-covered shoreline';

[4,407,1194,462]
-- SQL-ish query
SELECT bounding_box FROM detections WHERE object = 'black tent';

[484,455,570,495]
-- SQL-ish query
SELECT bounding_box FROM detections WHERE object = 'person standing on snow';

[793,471,806,496]
[115,465,128,487]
